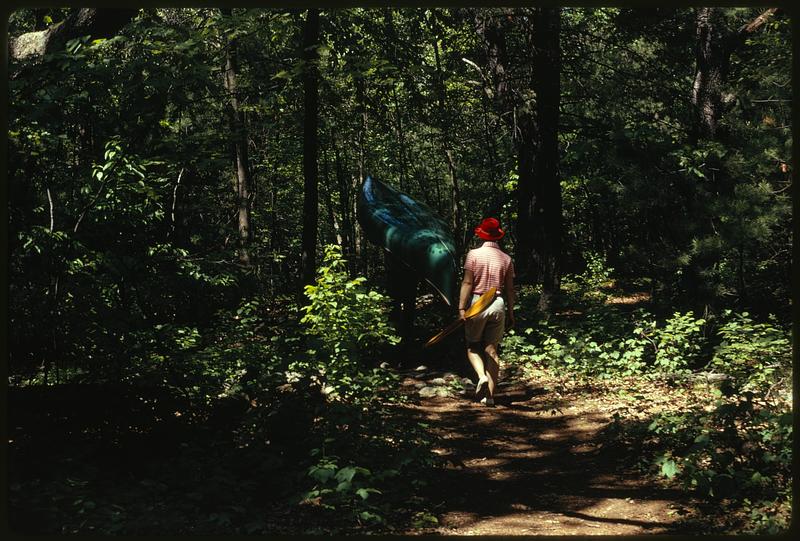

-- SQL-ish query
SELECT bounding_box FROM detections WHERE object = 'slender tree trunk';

[445,148,463,253]
[481,99,500,180]
[322,145,342,245]
[333,140,354,269]
[300,8,321,287]
[433,34,465,259]
[168,167,185,240]
[513,106,539,288]
[354,77,367,273]
[356,77,367,185]
[222,9,253,265]
[269,181,279,296]
[737,245,747,306]
[392,87,408,191]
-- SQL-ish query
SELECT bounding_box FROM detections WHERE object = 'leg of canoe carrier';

[385,251,419,348]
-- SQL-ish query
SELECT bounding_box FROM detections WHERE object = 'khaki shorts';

[464,294,506,345]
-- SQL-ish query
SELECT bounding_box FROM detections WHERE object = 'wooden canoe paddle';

[424,287,497,348]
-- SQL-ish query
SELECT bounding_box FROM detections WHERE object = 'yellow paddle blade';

[423,287,498,348]
[423,318,464,348]
[464,287,497,318]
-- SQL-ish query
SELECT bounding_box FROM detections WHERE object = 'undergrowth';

[9,245,438,535]
[504,253,792,534]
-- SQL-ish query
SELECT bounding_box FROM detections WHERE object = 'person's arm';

[504,264,515,327]
[459,268,474,320]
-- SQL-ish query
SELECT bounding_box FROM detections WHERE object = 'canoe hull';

[357,177,458,306]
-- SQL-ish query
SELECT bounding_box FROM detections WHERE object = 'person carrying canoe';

[458,217,515,406]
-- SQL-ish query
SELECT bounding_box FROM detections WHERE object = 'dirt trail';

[399,365,698,535]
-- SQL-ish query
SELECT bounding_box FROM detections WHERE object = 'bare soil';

[397,364,704,535]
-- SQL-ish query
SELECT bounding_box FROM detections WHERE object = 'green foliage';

[7,6,792,535]
[646,399,792,531]
[294,405,438,531]
[508,295,654,378]
[506,310,649,379]
[711,311,791,394]
[299,244,400,399]
[648,311,706,375]
[301,455,387,520]
[561,252,615,302]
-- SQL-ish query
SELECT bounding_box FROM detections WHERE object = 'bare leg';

[466,343,487,382]
[483,343,501,398]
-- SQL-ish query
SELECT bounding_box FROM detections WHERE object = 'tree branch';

[738,7,779,36]
[73,176,112,234]
[9,8,139,61]
[724,7,780,53]
[46,188,54,232]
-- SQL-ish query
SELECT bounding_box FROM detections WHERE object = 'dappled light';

[8,5,791,536]
[397,361,784,534]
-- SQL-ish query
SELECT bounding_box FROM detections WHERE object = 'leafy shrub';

[635,312,792,533]
[561,252,614,302]
[711,311,791,394]
[295,395,439,530]
[647,311,706,375]
[648,396,791,531]
[507,306,648,378]
[122,296,287,408]
[300,454,390,525]
[282,246,437,530]
[298,245,400,399]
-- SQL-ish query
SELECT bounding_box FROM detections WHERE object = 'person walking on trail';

[458,217,515,407]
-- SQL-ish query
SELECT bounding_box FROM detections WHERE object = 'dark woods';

[7,6,792,536]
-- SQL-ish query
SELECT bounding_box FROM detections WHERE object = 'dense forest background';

[7,6,794,535]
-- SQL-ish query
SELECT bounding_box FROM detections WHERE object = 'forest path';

[397,364,699,535]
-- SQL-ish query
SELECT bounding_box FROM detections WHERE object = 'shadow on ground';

[400,369,698,535]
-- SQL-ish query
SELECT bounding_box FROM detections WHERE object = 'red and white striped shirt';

[464,241,514,295]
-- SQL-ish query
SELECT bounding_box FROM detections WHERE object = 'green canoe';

[357,176,458,306]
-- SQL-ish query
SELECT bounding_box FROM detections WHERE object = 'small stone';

[415,365,428,372]
[461,377,473,385]
[418,386,438,398]
[380,362,391,369]
[430,377,447,385]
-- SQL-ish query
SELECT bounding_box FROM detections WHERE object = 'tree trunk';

[530,7,562,310]
[392,87,408,191]
[432,34,465,259]
[356,77,367,185]
[691,8,726,141]
[692,7,779,141]
[222,9,253,266]
[333,140,355,270]
[354,76,368,273]
[322,145,342,245]
[477,8,562,312]
[300,8,321,287]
